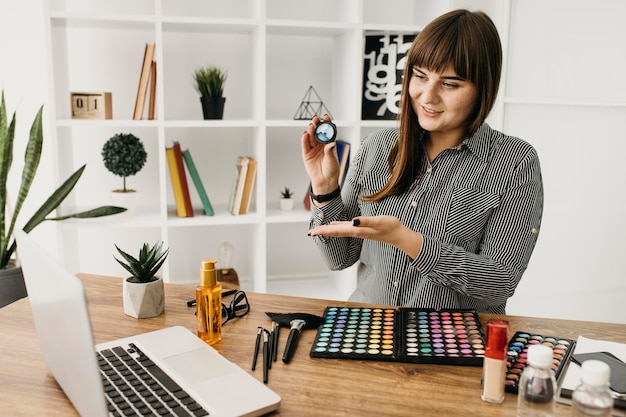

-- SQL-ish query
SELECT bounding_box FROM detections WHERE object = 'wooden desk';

[1,274,625,416]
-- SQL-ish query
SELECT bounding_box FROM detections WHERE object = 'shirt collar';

[458,123,492,163]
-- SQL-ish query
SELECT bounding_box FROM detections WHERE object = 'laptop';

[15,230,281,417]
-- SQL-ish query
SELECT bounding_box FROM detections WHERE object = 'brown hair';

[366,9,502,202]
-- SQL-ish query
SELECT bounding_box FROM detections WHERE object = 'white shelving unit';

[44,0,450,298]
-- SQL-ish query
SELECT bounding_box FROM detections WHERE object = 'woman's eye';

[443,82,458,88]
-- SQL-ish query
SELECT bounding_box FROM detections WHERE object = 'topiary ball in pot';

[101,133,147,192]
[101,133,147,215]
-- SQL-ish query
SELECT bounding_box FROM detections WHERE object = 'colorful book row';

[165,144,258,217]
[165,142,214,217]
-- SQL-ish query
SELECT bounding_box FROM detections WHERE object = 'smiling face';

[408,64,478,145]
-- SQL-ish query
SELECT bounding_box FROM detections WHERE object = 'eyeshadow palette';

[505,331,576,393]
[309,306,486,366]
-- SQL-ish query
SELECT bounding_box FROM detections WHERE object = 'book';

[148,60,156,120]
[165,147,187,217]
[336,139,350,187]
[228,156,250,215]
[239,157,257,215]
[303,140,350,210]
[182,149,214,216]
[173,141,194,217]
[133,43,155,120]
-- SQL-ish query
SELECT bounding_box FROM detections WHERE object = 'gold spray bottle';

[196,259,222,345]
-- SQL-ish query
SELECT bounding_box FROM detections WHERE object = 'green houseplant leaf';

[0,91,127,269]
[114,241,169,283]
[193,65,228,98]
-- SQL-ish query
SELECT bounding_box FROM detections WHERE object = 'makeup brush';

[282,319,305,363]
[265,312,324,363]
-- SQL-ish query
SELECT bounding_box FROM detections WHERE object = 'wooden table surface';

[1,273,625,416]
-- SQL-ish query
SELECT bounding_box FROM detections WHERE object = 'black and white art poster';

[362,33,418,120]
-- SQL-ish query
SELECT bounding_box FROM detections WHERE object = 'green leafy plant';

[101,133,147,192]
[193,65,228,98]
[280,187,294,199]
[0,90,126,270]
[114,241,169,284]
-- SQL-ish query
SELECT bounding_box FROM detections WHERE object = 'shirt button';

[411,201,417,208]
[393,281,399,288]
[531,227,538,235]
[317,213,323,219]
[426,167,432,173]
[417,267,422,273]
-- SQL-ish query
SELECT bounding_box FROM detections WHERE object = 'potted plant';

[114,241,169,319]
[193,65,228,119]
[101,133,147,216]
[0,91,126,308]
[280,187,294,211]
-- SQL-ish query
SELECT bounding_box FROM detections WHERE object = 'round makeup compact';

[315,121,337,144]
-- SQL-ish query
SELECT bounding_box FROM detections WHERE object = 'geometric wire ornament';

[293,85,333,120]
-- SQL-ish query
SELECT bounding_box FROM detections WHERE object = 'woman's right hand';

[301,114,340,195]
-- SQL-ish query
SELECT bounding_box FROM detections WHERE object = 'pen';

[272,322,279,362]
[263,329,270,384]
[252,326,262,371]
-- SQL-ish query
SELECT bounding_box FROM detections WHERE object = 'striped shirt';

[309,123,543,314]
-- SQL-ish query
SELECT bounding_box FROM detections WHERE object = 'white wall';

[1,0,624,324]
[0,0,58,255]
[500,0,626,324]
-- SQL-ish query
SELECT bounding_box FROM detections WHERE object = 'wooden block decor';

[71,92,112,119]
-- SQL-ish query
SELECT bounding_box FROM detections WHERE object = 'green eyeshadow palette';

[309,306,486,366]
[505,331,576,393]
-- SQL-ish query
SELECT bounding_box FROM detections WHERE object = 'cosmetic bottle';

[196,259,222,345]
[517,344,556,417]
[481,319,509,404]
[571,360,613,417]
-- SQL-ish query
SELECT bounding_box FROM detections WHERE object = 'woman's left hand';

[309,215,423,259]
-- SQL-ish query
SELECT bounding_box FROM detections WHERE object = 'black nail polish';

[353,219,360,226]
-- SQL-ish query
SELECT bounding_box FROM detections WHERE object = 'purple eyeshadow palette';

[505,331,576,393]
[309,306,486,366]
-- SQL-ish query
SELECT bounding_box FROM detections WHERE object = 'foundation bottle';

[481,319,509,404]
[196,259,222,345]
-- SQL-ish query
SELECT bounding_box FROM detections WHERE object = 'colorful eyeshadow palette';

[309,306,486,366]
[505,331,576,393]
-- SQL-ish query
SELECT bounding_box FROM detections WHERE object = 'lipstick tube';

[481,319,509,403]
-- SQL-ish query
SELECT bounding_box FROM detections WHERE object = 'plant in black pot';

[114,241,169,318]
[193,65,228,120]
[0,91,126,308]
[101,132,147,216]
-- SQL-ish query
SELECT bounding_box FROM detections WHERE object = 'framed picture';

[361,32,418,120]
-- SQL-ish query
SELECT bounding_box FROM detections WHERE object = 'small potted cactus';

[280,187,294,211]
[114,241,169,318]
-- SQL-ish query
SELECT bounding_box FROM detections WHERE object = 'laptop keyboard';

[97,343,209,416]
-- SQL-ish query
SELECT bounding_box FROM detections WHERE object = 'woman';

[301,9,543,314]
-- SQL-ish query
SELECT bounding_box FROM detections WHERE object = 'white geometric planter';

[280,198,294,211]
[122,276,164,319]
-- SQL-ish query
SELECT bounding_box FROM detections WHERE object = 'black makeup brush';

[265,312,324,363]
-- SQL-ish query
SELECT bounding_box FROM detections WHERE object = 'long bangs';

[408,18,477,84]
